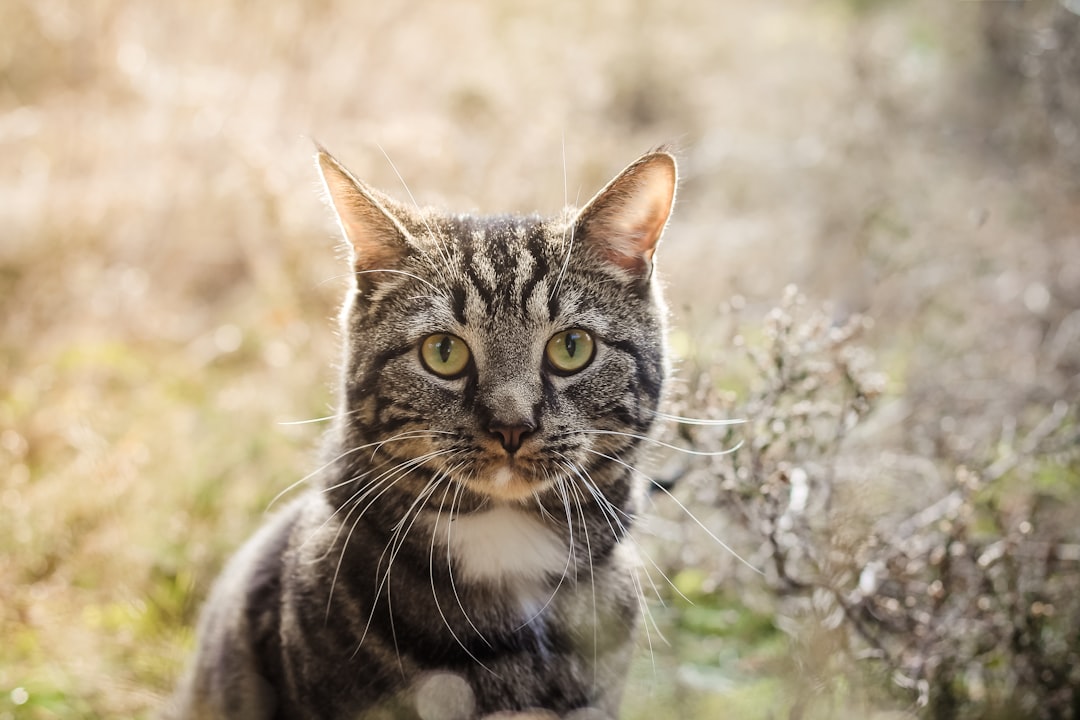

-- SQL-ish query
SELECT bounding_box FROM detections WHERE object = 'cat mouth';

[466,460,552,502]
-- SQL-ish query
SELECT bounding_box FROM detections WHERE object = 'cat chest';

[439,506,569,587]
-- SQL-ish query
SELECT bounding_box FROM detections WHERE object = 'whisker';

[532,483,558,524]
[582,447,763,576]
[353,470,449,665]
[316,271,361,287]
[557,456,685,607]
[325,435,453,495]
[582,458,670,662]
[565,474,599,684]
[647,410,747,427]
[553,456,621,539]
[551,210,576,300]
[629,560,662,679]
[357,463,452,619]
[425,471,500,677]
[308,466,393,559]
[266,430,451,511]
[327,452,456,618]
[266,443,374,512]
[377,468,453,674]
[573,429,745,457]
[374,143,455,285]
[368,430,457,464]
[277,414,336,426]
[355,268,442,293]
[310,448,457,563]
[550,133,575,300]
[516,475,577,631]
[318,456,398,504]
[444,477,492,647]
[320,443,453,512]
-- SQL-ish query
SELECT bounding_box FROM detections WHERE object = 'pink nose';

[488,423,535,453]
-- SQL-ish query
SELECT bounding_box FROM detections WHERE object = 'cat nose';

[488,422,535,453]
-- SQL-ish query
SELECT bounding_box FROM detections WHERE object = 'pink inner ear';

[579,153,677,277]
[318,152,409,273]
[597,225,658,276]
[338,199,407,272]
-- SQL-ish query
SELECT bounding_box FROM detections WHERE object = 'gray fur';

[165,149,678,719]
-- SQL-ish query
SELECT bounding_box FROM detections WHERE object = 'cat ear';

[316,148,412,279]
[572,151,677,280]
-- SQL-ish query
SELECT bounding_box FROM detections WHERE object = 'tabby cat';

[166,147,678,719]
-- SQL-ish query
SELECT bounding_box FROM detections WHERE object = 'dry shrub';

[667,285,1080,719]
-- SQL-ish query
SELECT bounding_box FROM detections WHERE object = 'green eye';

[545,329,595,375]
[420,334,471,378]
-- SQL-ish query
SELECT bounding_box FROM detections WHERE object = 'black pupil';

[438,336,452,363]
[564,333,577,358]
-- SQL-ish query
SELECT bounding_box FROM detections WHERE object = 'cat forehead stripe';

[470,233,501,298]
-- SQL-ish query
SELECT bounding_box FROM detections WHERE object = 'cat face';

[318,150,676,509]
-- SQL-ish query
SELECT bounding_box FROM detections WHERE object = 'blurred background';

[1,0,1078,717]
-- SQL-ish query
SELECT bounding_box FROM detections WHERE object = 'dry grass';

[1,0,1077,717]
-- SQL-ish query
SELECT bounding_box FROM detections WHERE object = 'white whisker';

[444,477,492,647]
[266,443,372,512]
[551,133,576,300]
[648,410,747,427]
[551,214,575,300]
[375,468,454,674]
[266,430,451,511]
[276,414,336,426]
[557,456,685,607]
[355,268,442,293]
[307,446,458,569]
[574,429,745,457]
[328,451,457,619]
[375,143,455,284]
[629,560,662,679]
[582,447,763,576]
[425,471,500,677]
[516,475,577,631]
[566,474,599,683]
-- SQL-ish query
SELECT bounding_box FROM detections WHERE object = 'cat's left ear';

[572,151,677,280]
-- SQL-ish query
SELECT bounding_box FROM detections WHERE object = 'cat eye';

[545,329,595,375]
[420,333,471,378]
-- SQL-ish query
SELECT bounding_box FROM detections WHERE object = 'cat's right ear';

[572,150,677,282]
[316,148,411,284]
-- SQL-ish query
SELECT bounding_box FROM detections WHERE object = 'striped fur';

[166,149,677,719]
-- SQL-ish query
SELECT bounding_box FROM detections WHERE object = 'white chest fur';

[441,505,569,585]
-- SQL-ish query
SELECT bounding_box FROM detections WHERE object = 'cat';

[165,146,678,720]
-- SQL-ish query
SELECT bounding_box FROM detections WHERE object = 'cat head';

[317,149,676,510]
